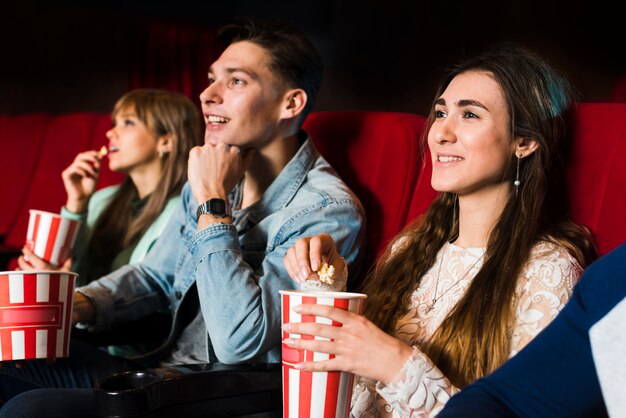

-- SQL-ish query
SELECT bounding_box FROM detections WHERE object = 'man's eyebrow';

[208,66,259,81]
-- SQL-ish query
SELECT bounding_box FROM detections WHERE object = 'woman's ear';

[514,136,539,158]
[279,89,307,121]
[157,133,174,154]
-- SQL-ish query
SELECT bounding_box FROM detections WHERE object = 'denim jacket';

[77,136,366,365]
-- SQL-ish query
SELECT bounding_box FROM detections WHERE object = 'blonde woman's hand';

[283,233,345,284]
[282,304,414,384]
[62,150,102,213]
[16,247,72,272]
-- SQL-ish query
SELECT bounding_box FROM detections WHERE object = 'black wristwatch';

[196,198,232,220]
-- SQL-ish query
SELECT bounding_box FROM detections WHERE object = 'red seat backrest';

[303,111,426,286]
[568,103,626,255]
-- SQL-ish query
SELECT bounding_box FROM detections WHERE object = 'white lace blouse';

[350,240,583,418]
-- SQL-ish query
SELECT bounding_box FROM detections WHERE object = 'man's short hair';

[218,17,324,124]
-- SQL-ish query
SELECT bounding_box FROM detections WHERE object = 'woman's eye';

[232,78,245,86]
[434,110,446,118]
[124,119,135,127]
[463,111,478,118]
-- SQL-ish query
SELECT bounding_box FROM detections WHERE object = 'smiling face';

[428,70,515,199]
[105,108,162,175]
[199,41,288,150]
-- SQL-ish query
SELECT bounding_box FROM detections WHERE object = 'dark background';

[3,0,625,116]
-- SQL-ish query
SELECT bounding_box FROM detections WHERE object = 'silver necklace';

[426,243,485,313]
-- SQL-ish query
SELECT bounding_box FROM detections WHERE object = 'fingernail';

[292,305,303,313]
[282,323,292,332]
[299,266,309,282]
[294,363,305,370]
[283,338,294,345]
[311,260,319,271]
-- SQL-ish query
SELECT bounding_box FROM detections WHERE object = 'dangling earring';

[159,150,164,159]
[514,153,522,196]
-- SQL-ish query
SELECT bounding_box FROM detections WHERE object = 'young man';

[0,17,365,408]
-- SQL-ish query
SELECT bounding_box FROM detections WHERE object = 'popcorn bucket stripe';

[11,330,25,359]
[27,211,41,250]
[50,216,76,266]
[282,361,290,418]
[43,216,62,264]
[59,274,74,358]
[36,329,48,358]
[299,295,318,418]
[310,369,328,417]
[23,274,37,360]
[323,371,341,418]
[343,372,357,418]
[47,275,60,358]
[0,329,12,361]
[288,366,301,418]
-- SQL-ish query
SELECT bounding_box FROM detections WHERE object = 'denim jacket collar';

[233,132,318,225]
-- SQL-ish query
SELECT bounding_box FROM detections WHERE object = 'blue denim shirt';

[77,136,366,365]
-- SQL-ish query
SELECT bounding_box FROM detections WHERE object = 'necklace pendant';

[426,299,436,313]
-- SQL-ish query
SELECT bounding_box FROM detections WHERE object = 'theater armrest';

[94,362,282,418]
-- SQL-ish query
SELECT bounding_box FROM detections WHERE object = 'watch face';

[209,199,226,214]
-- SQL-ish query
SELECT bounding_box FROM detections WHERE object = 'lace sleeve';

[374,347,460,418]
[510,242,583,355]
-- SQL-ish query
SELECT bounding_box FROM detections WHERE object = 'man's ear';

[514,136,539,158]
[279,89,307,120]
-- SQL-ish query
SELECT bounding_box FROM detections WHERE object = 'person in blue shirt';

[438,242,626,418]
[0,17,365,413]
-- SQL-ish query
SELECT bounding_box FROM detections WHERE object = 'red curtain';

[129,18,218,104]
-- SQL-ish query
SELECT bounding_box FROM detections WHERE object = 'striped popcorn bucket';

[26,209,81,267]
[280,289,367,418]
[0,270,77,360]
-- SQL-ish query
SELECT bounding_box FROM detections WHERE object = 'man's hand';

[187,143,255,204]
[72,292,96,325]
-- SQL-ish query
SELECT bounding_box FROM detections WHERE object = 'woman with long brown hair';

[18,89,202,285]
[282,43,597,417]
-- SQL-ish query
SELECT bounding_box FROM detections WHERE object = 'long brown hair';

[363,44,597,387]
[84,89,202,279]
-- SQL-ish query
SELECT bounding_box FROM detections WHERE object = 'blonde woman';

[19,89,202,285]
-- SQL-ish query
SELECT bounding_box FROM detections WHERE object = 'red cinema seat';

[303,111,426,289]
[568,103,626,255]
